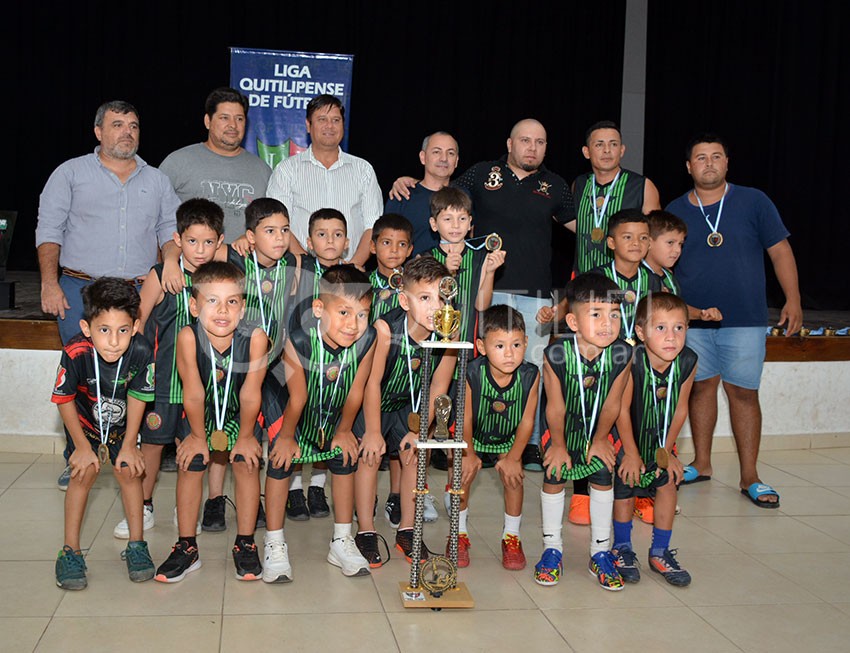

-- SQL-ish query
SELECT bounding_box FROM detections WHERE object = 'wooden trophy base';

[398,581,474,609]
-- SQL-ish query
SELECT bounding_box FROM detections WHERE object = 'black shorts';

[175,425,261,472]
[614,462,671,500]
[352,406,410,456]
[65,430,127,468]
[140,402,183,445]
[260,366,286,442]
[541,431,623,487]
[265,429,357,480]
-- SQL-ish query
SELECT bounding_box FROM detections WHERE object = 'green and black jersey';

[377,307,446,413]
[145,263,194,404]
[428,244,487,344]
[591,263,662,342]
[183,321,256,450]
[287,320,377,462]
[572,169,646,273]
[641,261,681,295]
[227,246,296,363]
[369,270,401,324]
[467,355,539,454]
[543,336,631,461]
[629,343,697,462]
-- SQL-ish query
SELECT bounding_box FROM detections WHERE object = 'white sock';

[310,471,326,488]
[589,486,614,556]
[265,528,285,543]
[503,513,522,539]
[458,508,469,533]
[541,489,565,553]
[290,473,303,492]
[333,522,351,541]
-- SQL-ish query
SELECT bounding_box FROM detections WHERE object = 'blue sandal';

[741,482,780,509]
[682,465,711,485]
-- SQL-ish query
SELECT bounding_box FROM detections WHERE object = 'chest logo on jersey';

[326,365,341,382]
[54,365,67,391]
[216,368,225,382]
[262,279,274,294]
[623,290,637,304]
[146,411,162,431]
[583,375,597,389]
[379,289,392,301]
[491,399,507,413]
[484,166,503,191]
[534,180,552,197]
[146,364,155,387]
[409,357,421,371]
[656,385,668,400]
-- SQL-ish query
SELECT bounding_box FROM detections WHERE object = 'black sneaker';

[159,444,177,472]
[355,531,390,568]
[430,448,449,471]
[384,492,401,529]
[286,489,310,521]
[521,444,544,472]
[395,528,429,564]
[613,545,641,583]
[233,540,262,580]
[255,497,266,530]
[202,496,226,532]
[154,540,201,583]
[308,486,330,518]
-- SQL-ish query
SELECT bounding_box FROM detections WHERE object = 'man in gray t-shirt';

[160,87,271,240]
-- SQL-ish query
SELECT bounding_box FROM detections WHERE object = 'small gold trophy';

[434,276,461,342]
[433,394,452,441]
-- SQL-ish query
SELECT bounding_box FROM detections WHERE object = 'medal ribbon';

[402,317,435,414]
[252,251,281,335]
[611,261,642,341]
[93,351,123,447]
[179,256,191,322]
[209,342,234,433]
[590,170,621,230]
[647,353,677,449]
[572,337,606,450]
[315,324,350,438]
[694,182,728,237]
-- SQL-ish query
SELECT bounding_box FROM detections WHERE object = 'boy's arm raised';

[475,249,506,311]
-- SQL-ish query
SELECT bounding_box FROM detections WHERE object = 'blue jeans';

[491,291,552,446]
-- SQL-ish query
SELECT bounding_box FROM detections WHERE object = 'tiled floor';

[1,448,850,652]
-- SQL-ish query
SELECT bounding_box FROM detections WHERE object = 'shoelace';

[617,548,638,566]
[60,547,88,572]
[659,548,682,570]
[266,539,288,560]
[121,544,151,566]
[539,549,562,567]
[594,552,618,575]
[503,534,521,551]
[357,532,391,566]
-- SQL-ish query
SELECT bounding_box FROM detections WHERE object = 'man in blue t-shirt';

[384,131,459,257]
[666,133,802,509]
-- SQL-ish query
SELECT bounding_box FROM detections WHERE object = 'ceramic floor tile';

[795,515,850,545]
[546,606,741,652]
[767,463,850,487]
[0,562,64,616]
[695,603,850,653]
[0,463,30,489]
[758,449,846,465]
[757,551,850,603]
[222,613,397,651]
[811,447,850,464]
[35,615,221,653]
[0,453,41,464]
[664,553,820,607]
[833,602,850,617]
[0,487,117,524]
[773,486,850,516]
[390,609,570,652]
[0,617,49,653]
[54,559,226,617]
[677,483,788,517]
[691,515,850,553]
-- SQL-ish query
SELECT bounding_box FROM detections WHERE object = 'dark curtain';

[644,0,850,310]
[3,1,627,279]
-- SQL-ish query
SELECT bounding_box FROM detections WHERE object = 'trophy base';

[0,281,15,310]
[398,581,474,609]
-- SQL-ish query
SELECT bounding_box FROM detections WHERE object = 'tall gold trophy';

[400,276,474,609]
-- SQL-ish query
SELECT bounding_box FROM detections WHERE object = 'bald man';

[390,119,575,470]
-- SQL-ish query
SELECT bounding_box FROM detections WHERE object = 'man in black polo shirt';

[390,119,575,470]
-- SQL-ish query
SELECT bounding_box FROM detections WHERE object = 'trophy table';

[399,277,474,609]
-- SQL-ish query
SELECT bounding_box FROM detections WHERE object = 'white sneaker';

[424,493,439,522]
[172,506,202,535]
[113,504,155,539]
[262,536,293,583]
[327,535,370,577]
[444,488,452,517]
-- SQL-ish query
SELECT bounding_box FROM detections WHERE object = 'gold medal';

[388,269,403,290]
[97,443,110,465]
[655,447,669,470]
[210,429,229,451]
[485,233,503,251]
[407,411,420,433]
[825,327,836,337]
[590,227,605,242]
[707,231,724,247]
[318,426,326,449]
[625,337,637,346]
[624,290,637,304]
[379,288,391,301]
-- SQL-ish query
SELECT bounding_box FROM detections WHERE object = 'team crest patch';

[145,363,155,387]
[583,375,596,389]
[326,365,340,382]
[54,365,67,391]
[262,279,274,294]
[534,180,552,197]
[492,400,506,413]
[484,166,503,191]
[379,289,392,301]
[216,368,225,382]
[146,412,162,430]
[656,386,668,400]
[623,290,637,304]
[410,357,421,371]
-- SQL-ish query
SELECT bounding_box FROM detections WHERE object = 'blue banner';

[230,47,354,170]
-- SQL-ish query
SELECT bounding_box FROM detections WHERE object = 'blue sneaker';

[613,545,641,583]
[121,541,155,582]
[57,465,71,491]
[648,548,691,587]
[533,548,563,586]
[588,551,624,591]
[55,545,87,590]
